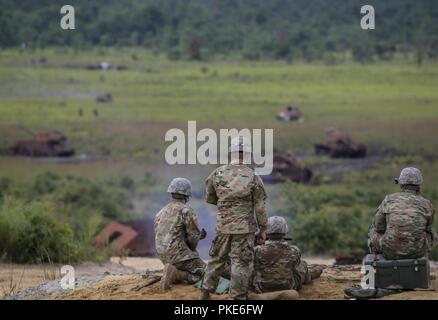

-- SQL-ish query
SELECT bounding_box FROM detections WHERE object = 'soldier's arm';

[184,208,202,251]
[425,202,435,230]
[205,170,218,205]
[253,175,268,231]
[288,246,302,281]
[425,203,437,245]
[374,199,387,234]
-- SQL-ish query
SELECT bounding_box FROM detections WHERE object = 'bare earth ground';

[1,257,437,300]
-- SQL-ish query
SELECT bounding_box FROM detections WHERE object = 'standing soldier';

[368,167,437,259]
[154,178,207,291]
[252,216,323,294]
[199,136,267,300]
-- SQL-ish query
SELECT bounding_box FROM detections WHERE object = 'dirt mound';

[41,266,438,300]
[52,274,229,300]
[6,259,438,300]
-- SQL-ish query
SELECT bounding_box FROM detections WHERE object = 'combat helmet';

[230,136,251,153]
[266,216,289,239]
[395,167,423,186]
[167,177,192,197]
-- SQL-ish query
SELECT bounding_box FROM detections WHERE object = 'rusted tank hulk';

[10,127,75,157]
[264,153,313,184]
[96,93,113,103]
[276,105,303,122]
[314,127,367,158]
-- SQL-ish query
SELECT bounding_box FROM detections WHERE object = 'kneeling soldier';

[154,177,207,291]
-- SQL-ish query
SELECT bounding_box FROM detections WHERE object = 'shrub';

[292,206,370,256]
[0,197,78,263]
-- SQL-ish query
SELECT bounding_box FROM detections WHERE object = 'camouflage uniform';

[368,168,437,260]
[202,162,267,299]
[252,240,310,293]
[154,198,205,283]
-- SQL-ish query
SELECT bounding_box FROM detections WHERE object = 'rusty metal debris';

[10,126,75,157]
[264,153,313,183]
[95,219,155,256]
[315,127,367,158]
[96,93,113,103]
[276,105,303,122]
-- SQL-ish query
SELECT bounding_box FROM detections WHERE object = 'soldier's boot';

[160,263,177,292]
[308,265,324,280]
[198,289,211,300]
[161,264,195,291]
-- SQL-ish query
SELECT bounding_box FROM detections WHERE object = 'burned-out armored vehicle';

[276,105,303,122]
[10,127,75,157]
[314,127,367,158]
[264,153,313,184]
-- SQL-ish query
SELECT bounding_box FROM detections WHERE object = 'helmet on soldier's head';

[267,216,289,235]
[230,136,251,153]
[396,167,423,186]
[167,177,192,196]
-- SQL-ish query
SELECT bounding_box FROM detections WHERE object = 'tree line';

[1,0,437,62]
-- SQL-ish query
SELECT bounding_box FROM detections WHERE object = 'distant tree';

[0,0,437,62]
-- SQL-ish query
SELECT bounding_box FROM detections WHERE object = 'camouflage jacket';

[253,240,301,292]
[371,189,437,258]
[205,163,267,234]
[154,199,202,264]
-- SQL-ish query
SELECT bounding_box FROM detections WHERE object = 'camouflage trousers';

[202,233,254,299]
[368,225,435,260]
[252,260,311,293]
[174,258,206,284]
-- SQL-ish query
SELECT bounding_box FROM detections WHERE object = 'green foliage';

[31,172,132,220]
[1,0,438,63]
[0,197,77,263]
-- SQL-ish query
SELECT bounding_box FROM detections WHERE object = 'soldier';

[154,177,207,291]
[199,136,267,300]
[252,216,323,293]
[368,167,437,259]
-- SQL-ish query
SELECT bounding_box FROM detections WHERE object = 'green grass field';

[1,47,438,259]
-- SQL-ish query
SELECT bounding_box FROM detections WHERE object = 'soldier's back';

[212,164,256,201]
[154,200,198,264]
[209,164,262,234]
[381,192,434,258]
[253,241,300,293]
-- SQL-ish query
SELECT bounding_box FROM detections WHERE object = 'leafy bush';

[292,205,370,256]
[0,197,78,263]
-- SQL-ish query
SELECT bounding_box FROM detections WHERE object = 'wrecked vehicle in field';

[9,127,75,157]
[86,62,127,71]
[264,153,313,184]
[314,127,367,158]
[276,105,303,122]
[96,93,113,103]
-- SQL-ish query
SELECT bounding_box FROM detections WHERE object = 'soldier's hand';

[257,230,267,245]
[200,228,207,240]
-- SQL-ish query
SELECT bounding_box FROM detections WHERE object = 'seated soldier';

[368,167,437,260]
[252,216,323,293]
[154,177,207,291]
